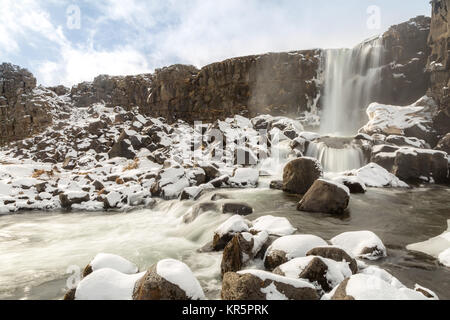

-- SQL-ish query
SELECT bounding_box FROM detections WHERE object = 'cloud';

[37,45,151,86]
[0,0,430,87]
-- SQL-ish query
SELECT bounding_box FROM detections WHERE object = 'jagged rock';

[297,179,350,214]
[306,247,358,274]
[221,233,254,276]
[212,215,251,251]
[200,164,220,182]
[282,158,323,194]
[221,270,319,300]
[108,130,137,160]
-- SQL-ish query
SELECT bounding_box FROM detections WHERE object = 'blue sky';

[0,0,431,87]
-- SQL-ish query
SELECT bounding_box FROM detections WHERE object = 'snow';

[407,220,450,264]
[156,259,205,300]
[324,274,431,300]
[260,283,288,300]
[105,191,122,208]
[277,256,352,290]
[75,268,145,300]
[349,163,409,188]
[265,235,328,260]
[330,231,386,260]
[359,266,405,289]
[251,215,297,236]
[214,215,251,237]
[90,253,139,274]
[228,168,259,187]
[238,269,316,289]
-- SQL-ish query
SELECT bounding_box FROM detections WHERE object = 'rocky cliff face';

[378,16,432,106]
[428,0,450,137]
[0,63,53,145]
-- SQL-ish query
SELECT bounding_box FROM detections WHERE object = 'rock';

[330,231,387,261]
[329,274,433,300]
[435,133,450,154]
[250,215,296,237]
[297,179,350,214]
[264,234,328,270]
[182,202,220,223]
[180,186,203,201]
[282,158,323,194]
[63,288,76,300]
[307,247,358,274]
[108,130,137,160]
[62,157,76,170]
[273,256,352,293]
[392,148,448,183]
[59,192,90,209]
[221,233,254,276]
[199,164,220,182]
[92,180,105,191]
[103,191,125,209]
[82,253,139,277]
[269,180,283,190]
[132,259,205,300]
[228,168,259,187]
[212,215,251,251]
[221,270,319,300]
[222,202,253,216]
[34,182,47,193]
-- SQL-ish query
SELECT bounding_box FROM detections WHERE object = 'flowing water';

[1,185,449,300]
[320,37,384,135]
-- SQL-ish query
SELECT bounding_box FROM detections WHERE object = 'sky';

[0,0,431,87]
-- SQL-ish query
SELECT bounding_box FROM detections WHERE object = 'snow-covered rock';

[84,253,139,277]
[264,234,328,270]
[330,231,387,260]
[250,215,297,236]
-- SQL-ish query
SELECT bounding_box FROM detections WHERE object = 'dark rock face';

[428,0,450,137]
[221,272,319,300]
[297,179,350,214]
[59,193,90,209]
[132,264,191,300]
[107,130,137,159]
[0,63,52,144]
[306,247,358,274]
[282,158,323,195]
[330,278,355,300]
[377,16,432,106]
[147,52,321,123]
[264,250,288,271]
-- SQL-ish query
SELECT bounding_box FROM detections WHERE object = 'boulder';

[82,253,138,278]
[59,192,90,209]
[222,202,253,216]
[212,215,251,251]
[264,234,328,270]
[108,130,137,160]
[133,259,205,300]
[282,158,323,194]
[200,164,220,182]
[306,247,358,274]
[297,179,350,214]
[269,180,283,190]
[330,231,387,261]
[273,256,352,293]
[221,270,319,300]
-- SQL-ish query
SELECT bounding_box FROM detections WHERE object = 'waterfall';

[306,137,367,173]
[320,37,384,135]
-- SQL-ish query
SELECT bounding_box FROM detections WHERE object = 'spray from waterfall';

[320,37,384,135]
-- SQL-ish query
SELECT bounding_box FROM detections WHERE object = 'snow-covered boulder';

[282,157,323,194]
[326,274,436,300]
[331,231,387,261]
[221,269,319,300]
[273,256,352,292]
[133,259,205,300]
[83,253,139,277]
[347,163,409,188]
[228,168,259,188]
[297,179,350,215]
[75,268,145,300]
[213,215,252,251]
[264,234,328,270]
[59,191,90,209]
[250,215,297,237]
[306,246,358,274]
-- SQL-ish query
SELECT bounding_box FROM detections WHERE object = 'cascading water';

[309,36,384,172]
